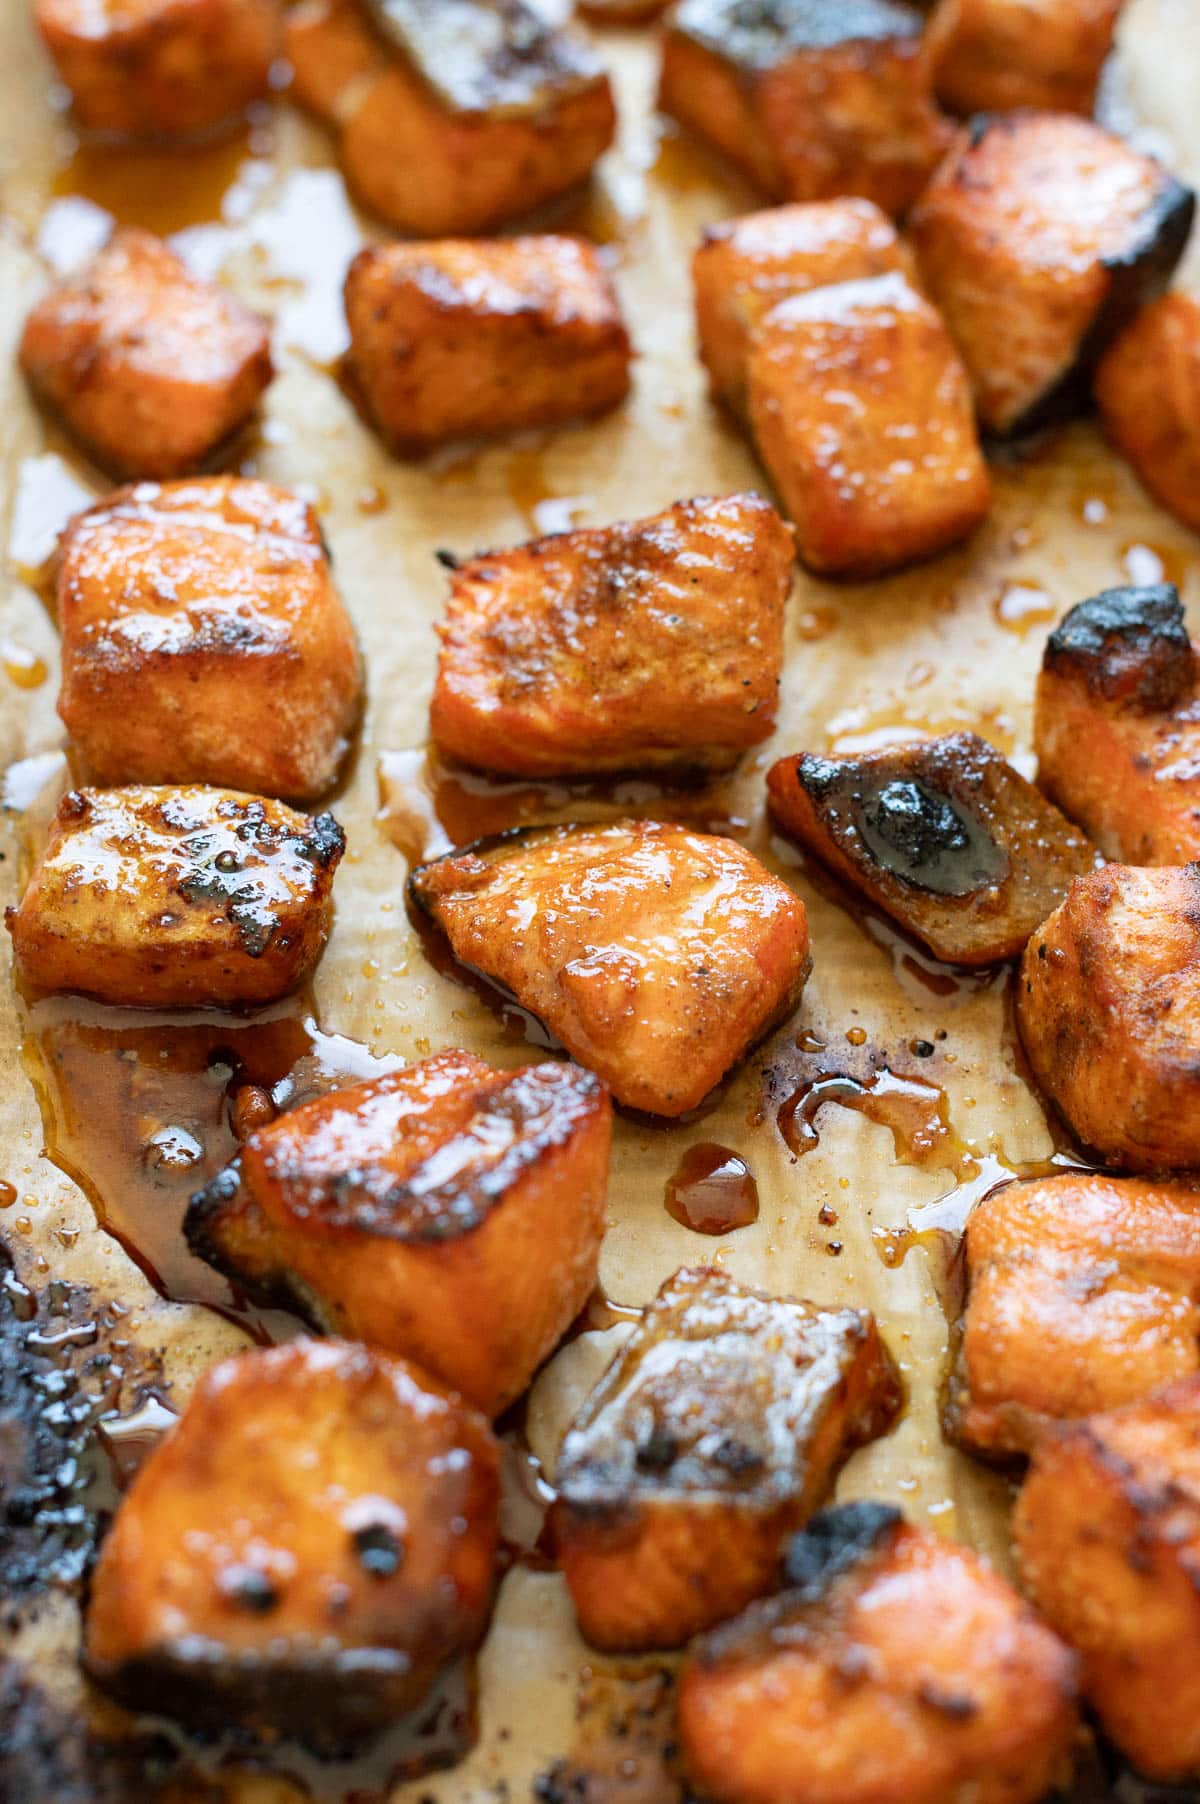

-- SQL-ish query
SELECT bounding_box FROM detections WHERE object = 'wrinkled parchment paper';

[1,1,1199,1795]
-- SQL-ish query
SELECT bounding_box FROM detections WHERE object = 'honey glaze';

[771,1031,970,1178]
[378,747,749,869]
[20,994,401,1318]
[664,1143,759,1235]
[48,115,272,239]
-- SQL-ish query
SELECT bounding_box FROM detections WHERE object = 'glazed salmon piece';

[1015,1375,1200,1783]
[430,494,792,777]
[909,113,1195,438]
[408,819,811,1118]
[6,785,344,1009]
[19,230,272,481]
[85,1339,500,1744]
[186,1051,612,1417]
[56,477,363,801]
[746,273,990,576]
[693,199,909,417]
[1095,293,1200,533]
[344,238,631,454]
[35,0,278,137]
[1035,583,1200,862]
[946,1172,1200,1460]
[679,1503,1079,1804]
[767,733,1096,965]
[554,1266,901,1651]
[287,0,615,235]
[1016,863,1200,1170]
[925,0,1124,116]
[658,0,947,218]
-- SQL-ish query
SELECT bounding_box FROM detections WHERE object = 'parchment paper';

[1,2,1199,1796]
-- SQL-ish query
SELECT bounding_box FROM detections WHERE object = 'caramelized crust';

[430,494,792,777]
[658,0,948,217]
[1016,863,1200,1170]
[1035,583,1200,862]
[554,1266,901,1650]
[946,1172,1200,1460]
[693,199,908,417]
[1015,1375,1200,1782]
[343,238,631,454]
[746,272,990,576]
[35,0,278,137]
[910,113,1195,438]
[767,733,1095,964]
[1095,292,1200,533]
[679,1503,1079,1804]
[56,477,363,800]
[19,229,272,481]
[925,0,1124,116]
[186,1051,612,1416]
[286,0,615,235]
[409,819,811,1117]
[85,1339,500,1743]
[6,785,343,1009]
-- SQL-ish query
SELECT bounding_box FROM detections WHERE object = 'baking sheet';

[1,1,1200,1797]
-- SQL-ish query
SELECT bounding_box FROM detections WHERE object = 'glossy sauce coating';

[554,1265,901,1650]
[768,732,1093,963]
[1017,863,1200,1170]
[1034,582,1200,862]
[692,198,909,417]
[679,1506,1079,1804]
[925,0,1124,116]
[947,1171,1200,1459]
[186,1049,612,1415]
[659,0,948,217]
[19,228,273,481]
[746,272,990,576]
[35,0,278,137]
[7,785,344,1009]
[909,113,1195,437]
[431,494,792,776]
[1015,1374,1200,1782]
[286,0,614,235]
[344,237,631,453]
[56,477,363,800]
[85,1339,500,1743]
[409,818,811,1117]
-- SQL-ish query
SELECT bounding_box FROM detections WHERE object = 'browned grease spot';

[534,1665,683,1804]
[664,1143,759,1235]
[19,995,399,1321]
[796,607,838,642]
[378,748,748,868]
[51,121,263,235]
[2,644,48,689]
[1122,540,1188,591]
[992,583,1056,636]
[778,1064,963,1172]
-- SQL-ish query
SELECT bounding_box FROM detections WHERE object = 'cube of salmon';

[946,1172,1200,1460]
[408,819,811,1117]
[1016,864,1200,1170]
[6,785,344,1009]
[35,0,278,138]
[767,733,1095,965]
[909,113,1195,438]
[679,1503,1079,1804]
[1015,1375,1200,1782]
[925,0,1124,116]
[430,494,793,778]
[286,0,615,236]
[343,238,631,454]
[1095,292,1200,533]
[693,199,909,417]
[19,229,273,481]
[658,0,948,217]
[746,272,990,576]
[56,477,363,800]
[554,1266,901,1651]
[85,1339,500,1743]
[1034,583,1200,863]
[186,1051,611,1417]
